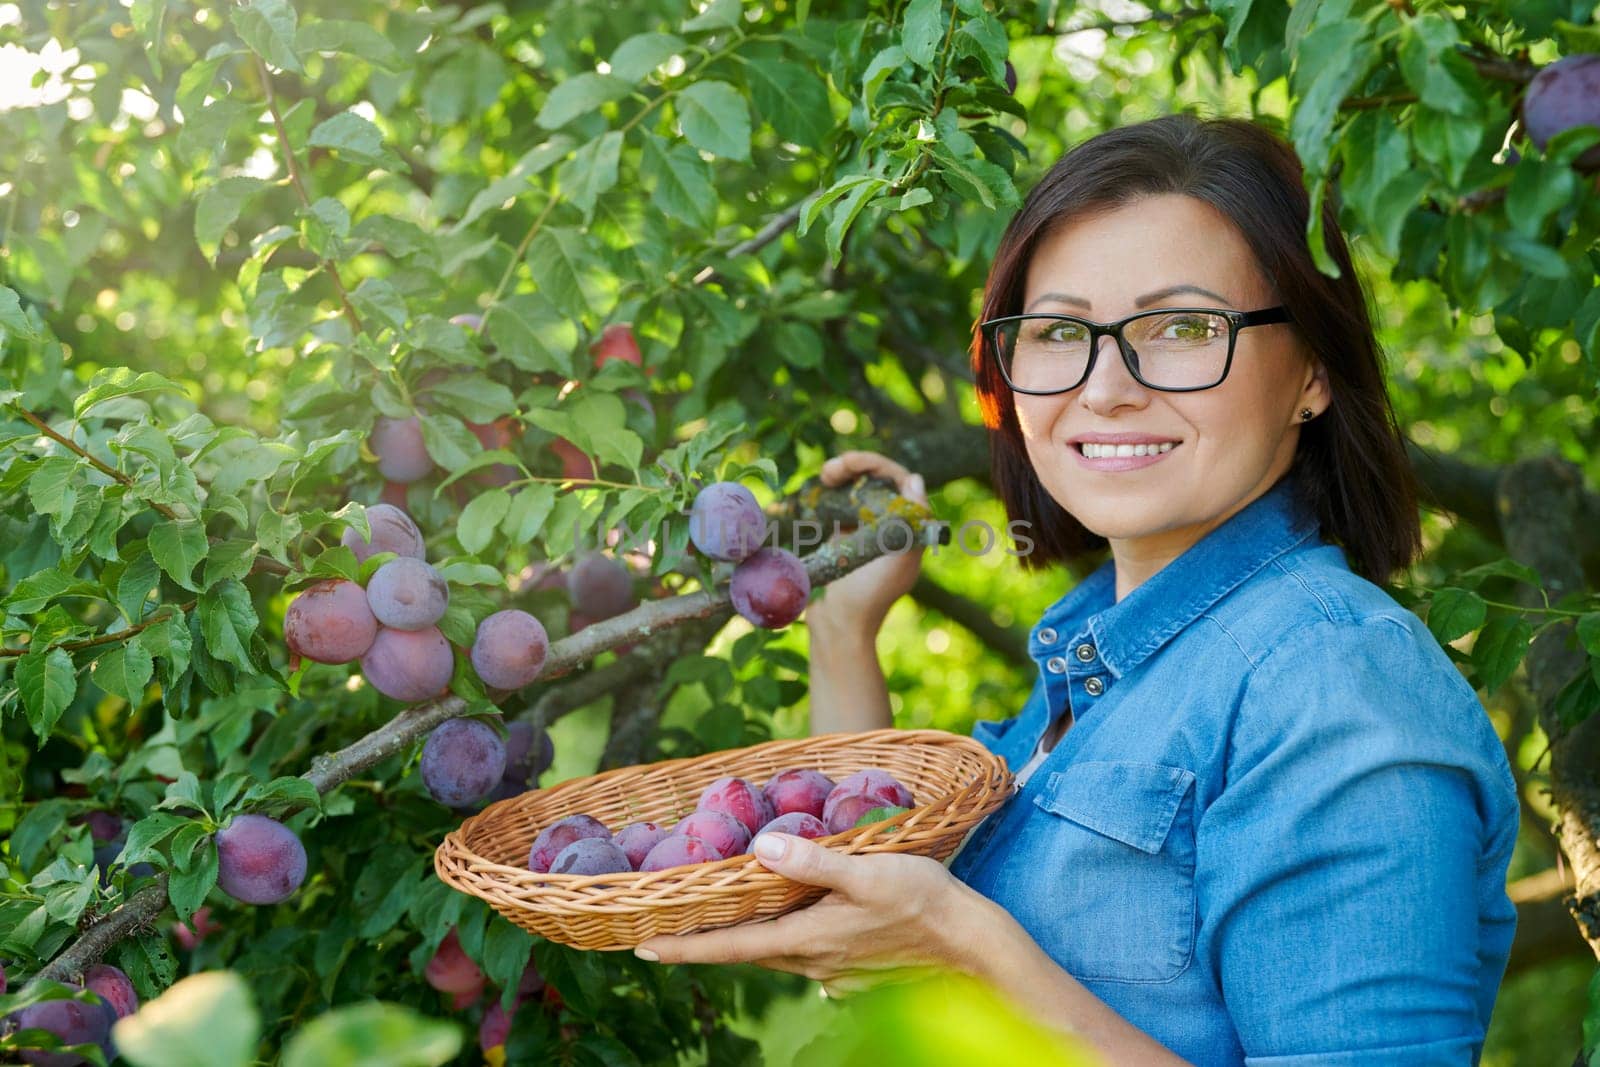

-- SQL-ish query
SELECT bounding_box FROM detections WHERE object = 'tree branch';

[910,575,1030,667]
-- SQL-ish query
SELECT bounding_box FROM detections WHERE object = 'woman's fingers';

[820,450,911,488]
[820,451,928,506]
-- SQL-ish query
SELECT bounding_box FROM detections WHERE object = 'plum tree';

[1522,53,1600,170]
[84,964,138,1020]
[756,812,829,840]
[12,989,114,1067]
[549,837,633,875]
[763,768,836,820]
[612,821,670,869]
[423,927,486,997]
[697,776,775,836]
[470,610,549,690]
[284,579,378,664]
[672,809,751,859]
[822,770,915,835]
[565,552,637,620]
[590,322,642,368]
[527,814,611,873]
[365,557,449,631]
[419,718,507,808]
[639,834,720,872]
[340,502,426,563]
[729,547,810,628]
[688,481,767,562]
[369,414,434,483]
[360,626,454,701]
[214,814,307,905]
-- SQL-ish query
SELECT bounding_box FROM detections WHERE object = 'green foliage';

[0,0,1597,1062]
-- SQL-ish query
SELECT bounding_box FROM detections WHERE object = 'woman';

[634,114,1520,1065]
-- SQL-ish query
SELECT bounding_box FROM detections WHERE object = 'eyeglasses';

[981,306,1293,395]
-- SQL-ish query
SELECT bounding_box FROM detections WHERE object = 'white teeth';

[1079,441,1176,458]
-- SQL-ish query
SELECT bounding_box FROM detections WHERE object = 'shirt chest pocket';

[996,760,1198,985]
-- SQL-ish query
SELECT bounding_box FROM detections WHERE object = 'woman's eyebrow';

[1024,284,1235,312]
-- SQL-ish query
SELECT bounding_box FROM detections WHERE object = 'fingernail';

[909,475,925,497]
[634,947,660,962]
[754,834,787,861]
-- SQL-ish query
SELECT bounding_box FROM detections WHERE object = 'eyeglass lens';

[996,312,1233,392]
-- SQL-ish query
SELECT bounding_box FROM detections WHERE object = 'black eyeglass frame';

[980,305,1294,395]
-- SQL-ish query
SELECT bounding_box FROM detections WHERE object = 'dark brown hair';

[971,113,1421,585]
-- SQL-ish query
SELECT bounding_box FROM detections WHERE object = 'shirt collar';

[1033,475,1322,680]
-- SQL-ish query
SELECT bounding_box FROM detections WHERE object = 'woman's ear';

[1299,357,1332,420]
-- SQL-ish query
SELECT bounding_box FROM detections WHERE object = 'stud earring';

[1299,408,1314,421]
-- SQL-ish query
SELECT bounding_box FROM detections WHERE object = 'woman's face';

[1013,193,1330,579]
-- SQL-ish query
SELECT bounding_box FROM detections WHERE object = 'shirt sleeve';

[1194,615,1518,1066]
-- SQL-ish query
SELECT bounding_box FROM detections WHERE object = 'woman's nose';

[1077,333,1150,412]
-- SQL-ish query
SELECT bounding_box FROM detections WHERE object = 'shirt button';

[1045,656,1067,674]
[1084,677,1105,696]
[1037,627,1058,645]
[1075,643,1096,663]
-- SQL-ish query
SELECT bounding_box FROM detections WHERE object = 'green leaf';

[953,13,1009,84]
[0,284,42,340]
[560,131,623,219]
[676,81,751,161]
[238,775,322,816]
[503,484,557,542]
[1426,587,1486,645]
[640,134,716,229]
[743,57,832,150]
[1288,20,1376,174]
[113,971,261,1067]
[682,0,741,32]
[1578,613,1600,657]
[115,933,178,1002]
[195,177,269,261]
[27,455,77,519]
[204,539,260,589]
[309,112,404,171]
[525,228,594,319]
[901,0,945,68]
[281,1002,462,1067]
[4,568,102,615]
[92,637,155,704]
[418,413,479,470]
[351,277,408,332]
[417,376,514,424]
[458,489,512,555]
[232,0,303,74]
[1397,14,1478,117]
[148,519,209,592]
[167,840,218,921]
[198,581,259,672]
[1471,613,1534,694]
[608,33,686,82]
[17,646,76,740]
[1505,157,1579,238]
[295,19,403,71]
[121,812,186,865]
[74,368,186,418]
[535,72,631,130]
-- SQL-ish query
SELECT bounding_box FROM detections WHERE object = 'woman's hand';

[806,451,929,638]
[632,832,978,996]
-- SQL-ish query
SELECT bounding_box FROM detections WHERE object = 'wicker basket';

[433,728,1015,951]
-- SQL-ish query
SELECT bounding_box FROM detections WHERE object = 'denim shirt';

[949,474,1519,1066]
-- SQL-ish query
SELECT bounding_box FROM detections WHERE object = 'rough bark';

[1497,456,1600,960]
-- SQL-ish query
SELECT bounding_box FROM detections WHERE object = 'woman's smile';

[1071,439,1182,471]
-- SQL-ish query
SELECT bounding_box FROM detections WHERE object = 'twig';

[12,406,178,521]
[255,56,363,337]
[0,603,194,659]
